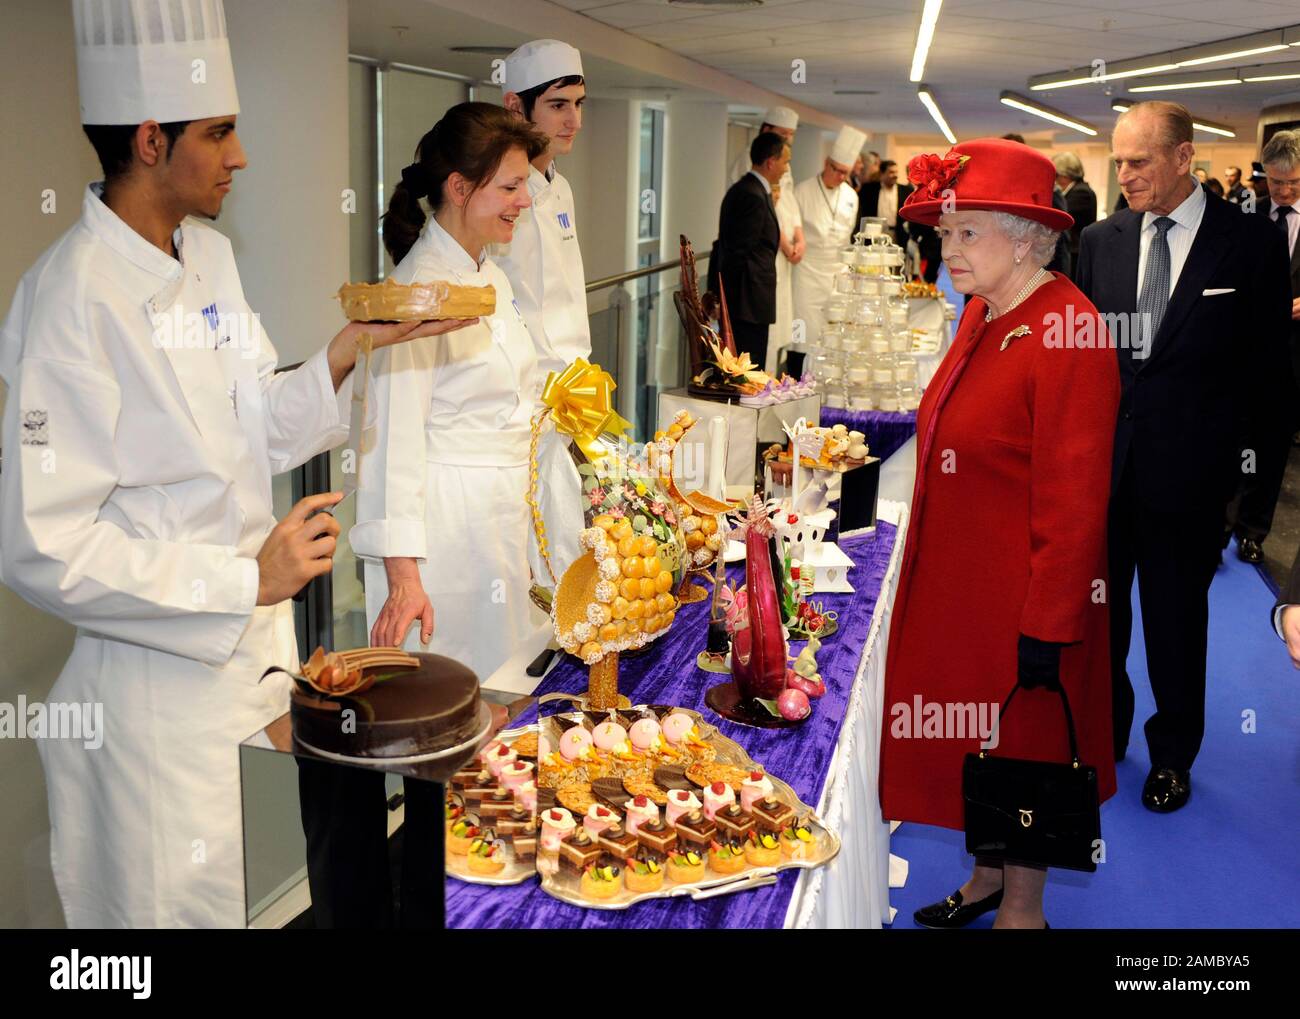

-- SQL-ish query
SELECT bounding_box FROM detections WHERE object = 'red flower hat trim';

[903,151,971,204]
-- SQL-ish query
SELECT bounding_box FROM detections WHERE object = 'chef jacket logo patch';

[201,302,220,330]
[512,298,524,321]
[557,212,571,230]
[21,409,49,446]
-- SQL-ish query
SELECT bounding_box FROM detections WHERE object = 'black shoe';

[1142,766,1191,812]
[1237,538,1264,564]
[914,888,1003,929]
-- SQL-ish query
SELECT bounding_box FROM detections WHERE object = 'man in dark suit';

[1053,151,1098,273]
[857,159,911,246]
[1223,165,1248,205]
[716,131,787,370]
[1226,130,1300,561]
[1271,547,1300,667]
[1076,100,1292,813]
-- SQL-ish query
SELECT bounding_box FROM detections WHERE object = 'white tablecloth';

[784,498,910,928]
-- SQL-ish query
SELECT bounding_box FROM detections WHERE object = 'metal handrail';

[586,251,707,293]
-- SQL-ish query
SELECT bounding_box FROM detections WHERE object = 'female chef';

[351,103,549,682]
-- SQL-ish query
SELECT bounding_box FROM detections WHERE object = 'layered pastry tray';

[535,704,840,910]
[445,724,540,886]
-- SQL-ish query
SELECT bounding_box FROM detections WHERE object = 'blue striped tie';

[1135,216,1175,359]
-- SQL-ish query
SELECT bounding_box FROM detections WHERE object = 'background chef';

[0,0,471,928]
[729,107,805,377]
[493,39,591,586]
[793,126,866,347]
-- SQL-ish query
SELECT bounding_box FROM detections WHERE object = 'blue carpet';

[889,539,1300,929]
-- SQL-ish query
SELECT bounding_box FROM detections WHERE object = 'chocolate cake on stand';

[289,652,490,780]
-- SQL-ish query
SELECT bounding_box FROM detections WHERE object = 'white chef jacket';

[792,175,859,346]
[350,215,541,682]
[0,183,351,928]
[489,162,589,585]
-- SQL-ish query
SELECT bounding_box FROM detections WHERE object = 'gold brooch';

[1000,325,1032,351]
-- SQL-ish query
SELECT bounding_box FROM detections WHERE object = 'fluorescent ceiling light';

[909,0,944,83]
[1241,60,1300,82]
[1129,77,1242,92]
[917,84,956,144]
[1029,26,1296,89]
[1110,99,1235,137]
[1000,92,1097,136]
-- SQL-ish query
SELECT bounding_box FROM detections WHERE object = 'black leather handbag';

[962,681,1101,872]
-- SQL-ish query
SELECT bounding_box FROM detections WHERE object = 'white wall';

[223,0,351,366]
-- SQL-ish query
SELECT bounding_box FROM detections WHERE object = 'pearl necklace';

[985,267,1048,322]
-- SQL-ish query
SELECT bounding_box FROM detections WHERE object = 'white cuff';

[348,518,428,561]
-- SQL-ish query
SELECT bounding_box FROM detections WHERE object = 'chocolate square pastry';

[714,803,755,842]
[496,805,534,837]
[512,832,537,861]
[478,787,516,820]
[672,809,717,851]
[595,823,639,862]
[750,797,795,834]
[450,766,480,789]
[535,787,557,814]
[559,830,603,873]
[464,770,498,804]
[635,816,678,857]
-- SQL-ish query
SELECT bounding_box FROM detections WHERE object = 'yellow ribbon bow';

[541,358,633,461]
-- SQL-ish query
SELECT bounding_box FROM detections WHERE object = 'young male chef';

[0,0,470,928]
[494,39,590,585]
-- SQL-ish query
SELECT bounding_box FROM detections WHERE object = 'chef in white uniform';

[0,0,470,928]
[792,126,867,347]
[729,107,804,377]
[491,40,590,588]
[352,103,546,682]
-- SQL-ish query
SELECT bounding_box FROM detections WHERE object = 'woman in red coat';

[880,139,1119,929]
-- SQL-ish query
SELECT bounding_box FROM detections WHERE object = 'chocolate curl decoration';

[540,358,633,462]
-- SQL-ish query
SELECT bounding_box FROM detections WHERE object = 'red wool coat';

[880,273,1119,831]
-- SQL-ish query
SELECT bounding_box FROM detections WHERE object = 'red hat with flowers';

[898,137,1072,231]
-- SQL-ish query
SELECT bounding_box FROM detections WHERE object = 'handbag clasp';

[1019,808,1033,828]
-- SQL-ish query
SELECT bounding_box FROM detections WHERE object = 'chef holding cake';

[493,39,592,586]
[352,103,549,682]
[0,0,473,928]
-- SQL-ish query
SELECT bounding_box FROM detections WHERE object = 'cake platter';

[535,704,840,910]
[445,723,541,887]
[294,700,493,772]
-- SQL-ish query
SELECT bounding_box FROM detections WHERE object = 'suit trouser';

[1225,424,1291,542]
[296,758,443,928]
[1108,455,1226,771]
[732,318,770,375]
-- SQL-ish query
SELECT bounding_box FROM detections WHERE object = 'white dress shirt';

[1269,199,1300,258]
[748,168,773,197]
[1136,181,1207,298]
[877,182,899,228]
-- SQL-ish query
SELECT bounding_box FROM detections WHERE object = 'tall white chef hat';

[762,106,799,131]
[73,0,240,125]
[503,39,584,96]
[829,125,868,168]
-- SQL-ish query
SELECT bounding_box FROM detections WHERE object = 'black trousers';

[1225,420,1292,543]
[296,758,444,928]
[731,318,769,375]
[1108,456,1226,771]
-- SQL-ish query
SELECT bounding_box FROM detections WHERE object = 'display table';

[445,500,909,929]
[658,388,822,489]
[819,408,917,464]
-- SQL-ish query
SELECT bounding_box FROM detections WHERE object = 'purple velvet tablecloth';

[444,522,898,929]
[818,407,917,463]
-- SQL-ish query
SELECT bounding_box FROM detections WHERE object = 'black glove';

[1017,634,1064,691]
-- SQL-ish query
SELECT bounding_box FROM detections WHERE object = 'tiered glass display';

[807,218,921,413]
